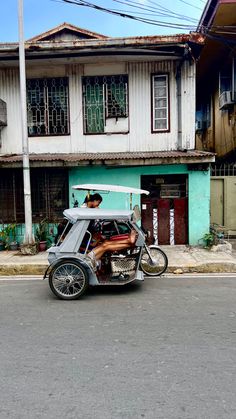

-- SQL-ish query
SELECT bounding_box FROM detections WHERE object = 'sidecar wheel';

[49,259,89,300]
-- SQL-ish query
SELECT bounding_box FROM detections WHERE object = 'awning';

[0,150,215,168]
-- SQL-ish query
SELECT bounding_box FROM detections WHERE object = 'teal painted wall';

[69,165,210,245]
[188,169,210,245]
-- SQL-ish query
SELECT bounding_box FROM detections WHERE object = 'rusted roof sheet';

[0,150,215,165]
[0,32,205,51]
[0,31,205,64]
[27,22,108,42]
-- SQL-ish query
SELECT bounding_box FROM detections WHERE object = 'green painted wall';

[188,169,210,245]
[69,164,210,245]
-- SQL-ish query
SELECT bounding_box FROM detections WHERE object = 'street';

[1,275,236,419]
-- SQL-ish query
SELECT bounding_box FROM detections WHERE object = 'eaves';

[0,150,216,169]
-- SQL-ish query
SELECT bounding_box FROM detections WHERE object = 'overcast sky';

[1,0,207,42]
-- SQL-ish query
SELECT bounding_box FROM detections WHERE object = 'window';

[82,75,128,134]
[27,78,69,136]
[152,74,169,132]
[0,168,69,223]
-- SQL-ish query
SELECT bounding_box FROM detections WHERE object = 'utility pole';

[18,0,33,244]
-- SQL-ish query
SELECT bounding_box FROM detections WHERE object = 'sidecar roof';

[72,183,149,195]
[63,208,134,223]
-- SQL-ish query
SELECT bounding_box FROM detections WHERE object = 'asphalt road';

[1,275,236,419]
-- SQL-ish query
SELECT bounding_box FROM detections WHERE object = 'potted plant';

[35,219,49,251]
[8,223,18,250]
[4,223,19,251]
[0,227,6,250]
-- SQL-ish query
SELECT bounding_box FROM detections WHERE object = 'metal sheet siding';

[128,61,178,152]
[0,59,196,155]
[181,60,196,149]
[67,64,85,153]
[0,68,22,154]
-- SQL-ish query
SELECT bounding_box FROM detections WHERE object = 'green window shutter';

[84,78,104,133]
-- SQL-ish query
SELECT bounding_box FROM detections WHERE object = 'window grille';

[0,169,24,223]
[82,75,128,134]
[0,168,69,223]
[211,163,236,176]
[27,78,69,136]
[152,74,169,132]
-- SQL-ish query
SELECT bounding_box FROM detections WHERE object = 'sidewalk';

[0,245,236,276]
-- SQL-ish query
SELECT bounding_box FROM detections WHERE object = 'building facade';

[196,0,236,235]
[0,23,214,245]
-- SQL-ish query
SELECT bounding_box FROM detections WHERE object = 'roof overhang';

[196,0,236,82]
[0,33,205,65]
[0,151,215,169]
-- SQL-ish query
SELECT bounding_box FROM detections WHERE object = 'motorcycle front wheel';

[141,246,168,276]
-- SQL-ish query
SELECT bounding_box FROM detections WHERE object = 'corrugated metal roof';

[27,22,108,42]
[0,33,205,54]
[0,150,215,165]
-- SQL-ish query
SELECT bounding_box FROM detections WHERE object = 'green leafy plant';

[0,226,7,249]
[0,228,6,243]
[35,219,48,242]
[4,223,18,249]
[202,232,215,248]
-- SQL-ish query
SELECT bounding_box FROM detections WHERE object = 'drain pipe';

[176,44,192,150]
[176,60,183,150]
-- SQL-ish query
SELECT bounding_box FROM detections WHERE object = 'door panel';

[141,199,154,244]
[141,174,188,245]
[174,198,188,244]
[141,197,188,245]
[210,179,224,225]
[158,199,170,245]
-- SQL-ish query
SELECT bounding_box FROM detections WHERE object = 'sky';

[0,0,208,42]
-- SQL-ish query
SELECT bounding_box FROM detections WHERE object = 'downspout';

[176,44,193,151]
[176,60,183,150]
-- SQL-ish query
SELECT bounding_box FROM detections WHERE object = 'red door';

[174,198,188,244]
[141,197,188,245]
[158,199,170,245]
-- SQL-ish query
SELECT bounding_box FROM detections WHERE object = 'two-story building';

[196,0,236,236]
[0,23,214,245]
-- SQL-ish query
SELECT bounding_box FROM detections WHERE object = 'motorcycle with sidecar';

[43,185,168,300]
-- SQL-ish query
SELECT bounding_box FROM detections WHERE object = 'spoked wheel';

[141,246,168,276]
[49,259,89,300]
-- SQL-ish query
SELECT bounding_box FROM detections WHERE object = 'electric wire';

[110,0,199,23]
[57,0,202,30]
[55,0,236,42]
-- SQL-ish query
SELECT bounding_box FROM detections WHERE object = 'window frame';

[151,73,170,133]
[26,77,70,137]
[82,74,129,135]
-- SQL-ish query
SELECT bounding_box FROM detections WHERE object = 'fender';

[43,256,93,280]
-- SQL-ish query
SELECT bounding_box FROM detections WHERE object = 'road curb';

[0,262,236,276]
[0,264,48,276]
[167,263,236,274]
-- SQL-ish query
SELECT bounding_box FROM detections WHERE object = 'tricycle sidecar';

[44,208,147,300]
[44,185,168,300]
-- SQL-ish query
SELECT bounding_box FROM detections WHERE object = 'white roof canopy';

[72,183,149,195]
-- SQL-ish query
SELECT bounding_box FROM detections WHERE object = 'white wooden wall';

[0,59,196,155]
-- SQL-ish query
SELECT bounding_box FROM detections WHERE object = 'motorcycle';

[43,184,168,300]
